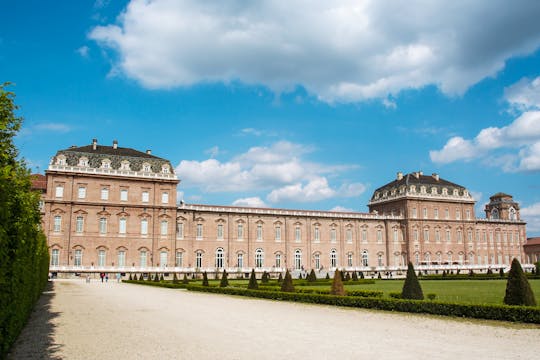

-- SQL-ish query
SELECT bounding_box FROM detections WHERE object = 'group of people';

[84,273,122,283]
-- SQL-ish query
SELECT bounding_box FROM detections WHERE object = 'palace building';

[42,140,529,275]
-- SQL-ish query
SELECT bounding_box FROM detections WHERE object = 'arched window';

[51,249,60,266]
[255,248,264,268]
[362,250,368,267]
[491,208,499,219]
[314,253,321,269]
[275,253,281,268]
[54,215,62,232]
[118,250,126,268]
[424,252,431,264]
[294,249,301,270]
[330,249,337,268]
[139,250,147,267]
[74,249,82,267]
[76,216,84,233]
[509,207,517,221]
[215,248,224,268]
[237,253,244,268]
[347,252,353,267]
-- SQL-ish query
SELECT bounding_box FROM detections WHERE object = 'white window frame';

[55,185,63,198]
[120,189,128,201]
[196,224,203,240]
[141,218,148,235]
[160,220,168,236]
[160,251,168,268]
[140,251,147,268]
[175,252,183,267]
[78,186,86,199]
[51,249,59,266]
[54,215,62,232]
[99,217,107,234]
[142,191,149,203]
[98,250,106,267]
[215,248,224,268]
[255,249,264,268]
[101,187,109,200]
[217,224,224,240]
[119,218,127,234]
[294,250,302,270]
[118,251,126,268]
[74,249,82,267]
[295,226,301,242]
[75,216,84,233]
[161,192,169,204]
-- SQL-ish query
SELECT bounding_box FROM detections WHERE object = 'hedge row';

[123,280,189,289]
[0,85,50,358]
[185,285,540,324]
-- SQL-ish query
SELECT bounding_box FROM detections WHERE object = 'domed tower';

[484,193,520,221]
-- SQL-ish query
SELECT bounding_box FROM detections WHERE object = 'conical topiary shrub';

[377,272,382,279]
[360,271,364,279]
[352,271,358,281]
[220,269,229,287]
[330,269,346,296]
[277,272,283,284]
[468,269,475,277]
[340,270,346,281]
[172,273,179,284]
[401,262,424,300]
[248,269,258,290]
[281,270,295,292]
[308,269,317,282]
[325,272,330,280]
[345,272,351,281]
[261,271,269,283]
[182,273,189,284]
[138,273,144,281]
[128,273,133,280]
[147,273,153,281]
[504,258,537,306]
[202,271,209,286]
[159,274,164,281]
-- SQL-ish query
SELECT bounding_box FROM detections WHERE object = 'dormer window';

[420,186,426,194]
[509,207,517,221]
[431,187,437,195]
[78,157,88,167]
[120,161,130,170]
[410,185,416,193]
[142,163,151,172]
[375,192,380,199]
[491,208,499,220]
[442,188,448,195]
[101,159,111,169]
[56,155,66,166]
[162,165,170,174]
[453,189,459,196]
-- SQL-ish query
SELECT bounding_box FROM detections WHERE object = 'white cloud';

[175,140,366,203]
[505,76,540,112]
[89,1,540,103]
[204,146,220,158]
[19,122,73,137]
[430,110,540,171]
[330,206,355,212]
[521,202,540,234]
[77,46,90,58]
[232,197,267,208]
[240,128,263,136]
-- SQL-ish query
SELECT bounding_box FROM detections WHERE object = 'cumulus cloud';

[77,45,90,58]
[521,202,540,234]
[505,76,540,112]
[430,110,540,171]
[89,0,540,103]
[175,140,366,203]
[232,197,267,208]
[330,205,355,212]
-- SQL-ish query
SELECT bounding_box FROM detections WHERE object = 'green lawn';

[202,278,540,306]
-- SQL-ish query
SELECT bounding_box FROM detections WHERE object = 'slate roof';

[60,144,164,160]
[373,173,465,193]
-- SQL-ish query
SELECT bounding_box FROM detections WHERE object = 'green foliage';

[307,269,317,282]
[186,285,540,324]
[128,273,133,281]
[172,273,179,284]
[138,273,143,281]
[182,273,189,284]
[427,293,437,301]
[261,271,269,283]
[281,270,295,292]
[401,262,424,300]
[352,271,358,281]
[330,270,346,296]
[469,269,475,277]
[345,272,351,281]
[339,270,346,281]
[153,273,160,282]
[277,272,283,284]
[0,84,50,358]
[504,258,537,306]
[220,270,229,287]
[325,273,330,280]
[159,274,164,281]
[499,268,505,278]
[487,268,493,275]
[535,261,540,277]
[377,272,382,279]
[202,271,209,287]
[147,273,153,281]
[389,292,402,299]
[248,269,258,290]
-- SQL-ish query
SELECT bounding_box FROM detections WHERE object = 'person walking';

[116,273,121,283]
[100,272,104,282]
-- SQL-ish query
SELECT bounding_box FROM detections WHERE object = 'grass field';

[200,278,540,306]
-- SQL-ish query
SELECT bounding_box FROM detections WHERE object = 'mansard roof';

[373,172,465,193]
[60,144,164,160]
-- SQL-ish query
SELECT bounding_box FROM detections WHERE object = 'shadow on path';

[7,281,63,359]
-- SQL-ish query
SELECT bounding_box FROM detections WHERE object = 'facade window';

[51,249,59,266]
[509,207,517,221]
[445,208,449,219]
[160,220,168,236]
[215,248,224,268]
[466,210,471,220]
[257,224,263,241]
[275,253,281,268]
[314,253,320,269]
[415,253,420,265]
[78,186,86,199]
[140,251,147,268]
[434,208,439,219]
[141,219,148,235]
[330,249,337,268]
[161,192,169,204]
[55,185,63,198]
[295,226,301,242]
[255,249,264,268]
[99,218,107,234]
[393,229,399,242]
[119,218,127,234]
[98,250,106,267]
[457,230,462,244]
[177,223,184,239]
[413,229,419,242]
[456,209,461,220]
[237,253,244,268]
[424,253,431,264]
[362,251,369,267]
[160,251,168,268]
[217,224,224,240]
[118,251,126,268]
[74,249,82,267]
[120,189,128,201]
[54,215,62,232]
[411,208,417,218]
[143,164,151,172]
[237,224,243,239]
[362,229,367,243]
[424,229,430,243]
[275,226,281,242]
[330,228,337,243]
[142,191,149,203]
[377,253,383,267]
[294,249,302,270]
[347,253,353,267]
[101,187,109,200]
[196,224,203,239]
[76,216,84,233]
[423,208,427,219]
[446,230,451,243]
[435,229,440,243]
[314,227,320,242]
[346,229,352,244]
[175,252,183,267]
[376,230,382,244]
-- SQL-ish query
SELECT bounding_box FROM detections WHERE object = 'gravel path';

[8,279,540,359]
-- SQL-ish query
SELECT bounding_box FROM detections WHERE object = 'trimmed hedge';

[185,285,540,323]
[124,280,190,289]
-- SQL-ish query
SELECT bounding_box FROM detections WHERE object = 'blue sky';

[2,1,540,235]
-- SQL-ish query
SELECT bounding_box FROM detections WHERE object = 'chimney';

[146,149,151,155]
[419,171,423,176]
[413,172,419,179]
[432,173,439,181]
[396,171,403,180]
[92,138,97,150]
[113,140,118,149]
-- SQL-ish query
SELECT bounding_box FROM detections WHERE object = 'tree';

[128,273,133,280]
[202,271,209,286]
[535,261,540,277]
[220,269,229,287]
[281,270,295,292]
[330,270,345,296]
[325,273,330,280]
[499,268,505,278]
[504,258,536,306]
[351,271,358,281]
[159,274,164,281]
[261,271,269,283]
[360,271,365,279]
[277,272,283,284]
[248,269,258,290]
[345,272,351,281]
[307,269,317,282]
[401,262,424,300]
[182,273,189,284]
[172,273,179,284]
